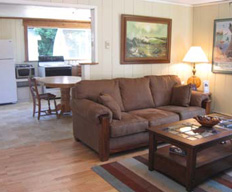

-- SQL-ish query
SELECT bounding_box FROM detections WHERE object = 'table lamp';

[183,46,208,90]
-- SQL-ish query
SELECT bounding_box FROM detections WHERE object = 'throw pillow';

[171,84,192,107]
[190,91,209,107]
[99,94,122,120]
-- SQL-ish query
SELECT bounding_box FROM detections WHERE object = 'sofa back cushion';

[119,78,155,111]
[72,79,125,111]
[147,75,181,107]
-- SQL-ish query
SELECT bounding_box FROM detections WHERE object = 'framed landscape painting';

[120,14,172,64]
[212,18,232,74]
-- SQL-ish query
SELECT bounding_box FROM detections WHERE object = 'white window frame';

[23,19,92,61]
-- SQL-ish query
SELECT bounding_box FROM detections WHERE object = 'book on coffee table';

[219,119,232,128]
[169,145,187,156]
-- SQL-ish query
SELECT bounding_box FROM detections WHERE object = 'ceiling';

[147,0,228,6]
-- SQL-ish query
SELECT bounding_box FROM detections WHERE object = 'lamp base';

[187,75,201,89]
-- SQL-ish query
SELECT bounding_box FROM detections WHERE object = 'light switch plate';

[105,41,110,49]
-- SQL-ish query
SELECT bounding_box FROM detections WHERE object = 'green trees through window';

[34,28,58,56]
[27,27,91,61]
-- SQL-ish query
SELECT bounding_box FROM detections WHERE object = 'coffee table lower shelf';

[152,143,232,189]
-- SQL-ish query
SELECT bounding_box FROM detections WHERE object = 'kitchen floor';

[0,101,73,149]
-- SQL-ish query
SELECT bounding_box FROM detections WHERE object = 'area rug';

[92,154,232,192]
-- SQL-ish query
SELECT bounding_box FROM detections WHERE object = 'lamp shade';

[183,46,208,63]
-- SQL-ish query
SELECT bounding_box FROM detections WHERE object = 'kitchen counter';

[16,79,29,87]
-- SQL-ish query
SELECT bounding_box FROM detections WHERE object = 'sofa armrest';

[71,99,113,124]
[190,91,209,107]
[99,114,111,161]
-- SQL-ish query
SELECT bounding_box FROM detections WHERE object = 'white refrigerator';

[0,40,17,104]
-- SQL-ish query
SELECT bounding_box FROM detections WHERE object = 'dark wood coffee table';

[148,114,232,192]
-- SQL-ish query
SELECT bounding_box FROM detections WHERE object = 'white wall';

[0,19,25,63]
[193,2,232,115]
[89,0,193,80]
[0,0,193,82]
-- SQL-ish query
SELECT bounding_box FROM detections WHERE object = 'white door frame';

[0,0,98,80]
[0,0,96,9]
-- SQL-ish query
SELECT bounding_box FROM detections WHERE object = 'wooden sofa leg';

[74,136,80,142]
[203,99,212,115]
[205,100,211,115]
[99,115,110,162]
[99,151,109,162]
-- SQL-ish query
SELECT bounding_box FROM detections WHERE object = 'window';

[24,19,91,61]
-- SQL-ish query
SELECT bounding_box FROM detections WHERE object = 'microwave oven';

[15,64,35,79]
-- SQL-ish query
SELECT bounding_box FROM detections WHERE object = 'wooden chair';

[28,77,58,120]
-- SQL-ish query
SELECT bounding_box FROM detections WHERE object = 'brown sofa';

[71,75,210,161]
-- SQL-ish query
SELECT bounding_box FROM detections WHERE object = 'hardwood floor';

[0,138,148,192]
[0,102,148,192]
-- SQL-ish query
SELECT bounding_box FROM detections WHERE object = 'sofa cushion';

[146,75,181,107]
[171,84,192,107]
[72,79,125,111]
[129,108,179,127]
[157,105,205,120]
[98,94,121,120]
[110,112,148,138]
[119,78,155,111]
[110,132,149,151]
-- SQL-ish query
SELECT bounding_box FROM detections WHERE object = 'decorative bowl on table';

[194,115,221,128]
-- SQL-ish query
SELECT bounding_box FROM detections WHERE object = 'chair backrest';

[28,78,40,99]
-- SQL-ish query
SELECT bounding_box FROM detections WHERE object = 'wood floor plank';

[0,102,147,192]
[0,138,147,192]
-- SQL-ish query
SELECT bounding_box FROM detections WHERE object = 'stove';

[38,56,72,76]
[38,56,70,67]
[15,64,34,68]
[39,56,64,62]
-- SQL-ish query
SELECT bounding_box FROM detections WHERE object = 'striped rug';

[92,154,232,192]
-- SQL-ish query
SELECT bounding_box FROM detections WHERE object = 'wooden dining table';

[35,76,81,115]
